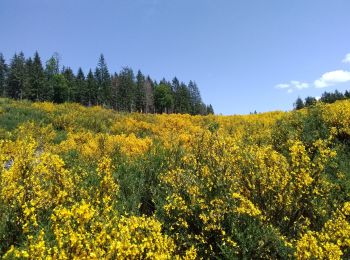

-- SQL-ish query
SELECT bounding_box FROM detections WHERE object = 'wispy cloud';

[291,81,309,89]
[314,70,350,88]
[342,53,350,64]
[275,81,309,92]
[275,83,290,89]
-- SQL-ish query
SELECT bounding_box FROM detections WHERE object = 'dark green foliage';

[75,68,86,104]
[294,97,304,110]
[304,96,317,107]
[6,52,26,99]
[0,53,8,97]
[86,69,98,106]
[62,67,76,102]
[116,67,135,112]
[188,80,202,115]
[94,54,111,106]
[135,70,146,113]
[295,89,350,109]
[27,51,45,101]
[0,51,212,114]
[154,83,174,113]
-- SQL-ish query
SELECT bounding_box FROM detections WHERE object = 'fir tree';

[116,67,135,112]
[135,70,146,112]
[75,68,86,104]
[7,52,26,99]
[86,69,97,106]
[294,97,304,110]
[94,54,111,106]
[62,67,75,102]
[27,51,45,101]
[0,53,7,97]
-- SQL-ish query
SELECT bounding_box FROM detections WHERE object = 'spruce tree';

[135,70,146,112]
[94,54,111,106]
[86,69,97,106]
[188,80,202,115]
[27,51,45,101]
[154,83,174,113]
[144,76,155,113]
[7,52,26,99]
[75,68,86,104]
[116,67,135,112]
[304,96,317,107]
[0,53,7,97]
[207,104,214,114]
[294,97,304,110]
[62,67,75,102]
[43,54,60,101]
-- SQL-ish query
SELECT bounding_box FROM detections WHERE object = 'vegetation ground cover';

[0,98,350,259]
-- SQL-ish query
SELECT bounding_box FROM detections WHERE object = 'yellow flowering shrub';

[1,99,350,258]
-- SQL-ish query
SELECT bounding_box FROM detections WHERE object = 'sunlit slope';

[0,98,349,259]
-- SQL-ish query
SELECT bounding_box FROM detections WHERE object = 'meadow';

[0,98,349,259]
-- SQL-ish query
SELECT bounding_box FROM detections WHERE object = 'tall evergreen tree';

[144,76,155,113]
[116,67,135,112]
[188,80,202,115]
[52,74,68,103]
[294,97,304,110]
[94,54,111,106]
[86,69,97,106]
[0,53,7,97]
[26,51,45,101]
[304,96,317,107]
[7,52,26,99]
[176,82,191,114]
[62,67,75,102]
[135,70,146,112]
[154,83,174,113]
[207,104,214,114]
[43,54,60,101]
[75,68,86,104]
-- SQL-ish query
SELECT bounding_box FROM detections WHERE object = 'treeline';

[294,89,350,110]
[0,52,214,115]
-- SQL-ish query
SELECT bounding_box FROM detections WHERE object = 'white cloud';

[275,83,290,89]
[290,81,309,89]
[314,70,350,88]
[275,81,309,92]
[342,53,350,63]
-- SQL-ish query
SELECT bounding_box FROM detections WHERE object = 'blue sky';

[1,0,350,115]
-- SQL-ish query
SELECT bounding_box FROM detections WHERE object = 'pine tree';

[188,80,202,115]
[154,83,174,113]
[294,97,304,110]
[135,70,146,112]
[176,82,191,114]
[24,57,33,99]
[75,68,86,104]
[345,90,350,99]
[0,53,7,97]
[116,67,135,112]
[26,51,45,101]
[207,104,214,114]
[7,52,26,99]
[304,96,317,107]
[52,74,68,103]
[94,54,111,106]
[43,54,60,101]
[62,67,75,102]
[86,69,97,106]
[144,76,155,113]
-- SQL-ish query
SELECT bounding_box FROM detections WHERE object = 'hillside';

[0,98,350,259]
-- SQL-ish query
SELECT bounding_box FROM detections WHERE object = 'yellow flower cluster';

[1,98,350,258]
